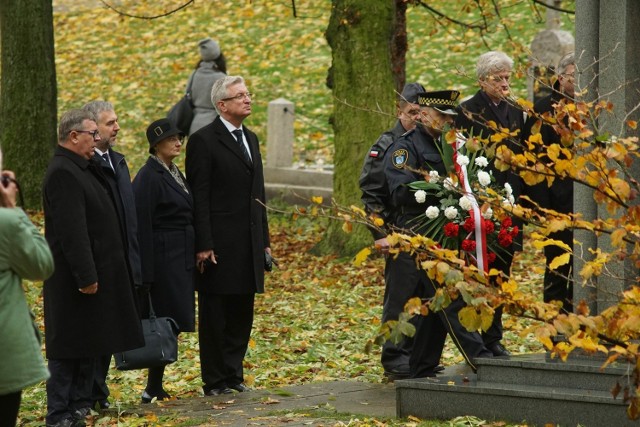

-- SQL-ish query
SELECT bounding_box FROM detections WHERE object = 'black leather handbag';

[114,294,179,370]
[167,74,195,135]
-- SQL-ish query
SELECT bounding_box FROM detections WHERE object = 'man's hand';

[197,250,217,273]
[79,282,98,294]
[374,237,390,254]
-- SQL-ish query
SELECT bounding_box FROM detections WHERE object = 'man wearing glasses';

[521,52,575,314]
[455,51,526,358]
[82,101,143,411]
[186,76,271,396]
[42,109,143,427]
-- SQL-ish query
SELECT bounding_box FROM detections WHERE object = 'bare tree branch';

[98,0,194,19]
[530,0,575,15]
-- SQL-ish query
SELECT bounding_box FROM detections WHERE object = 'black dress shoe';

[434,364,445,373]
[229,383,251,392]
[141,389,171,403]
[488,342,511,356]
[204,387,233,396]
[383,367,411,380]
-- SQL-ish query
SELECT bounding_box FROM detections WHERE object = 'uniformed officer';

[359,82,425,380]
[384,90,493,378]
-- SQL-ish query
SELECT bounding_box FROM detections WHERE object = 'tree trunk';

[316,0,400,256]
[0,0,57,209]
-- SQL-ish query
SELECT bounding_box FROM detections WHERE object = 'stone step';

[475,353,628,393]
[396,371,635,427]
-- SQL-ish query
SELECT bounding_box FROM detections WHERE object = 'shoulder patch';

[392,149,409,169]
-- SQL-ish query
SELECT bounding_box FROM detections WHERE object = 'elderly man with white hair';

[455,51,526,358]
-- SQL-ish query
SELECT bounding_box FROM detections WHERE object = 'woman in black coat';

[133,118,195,403]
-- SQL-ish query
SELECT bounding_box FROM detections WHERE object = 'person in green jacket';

[0,170,54,426]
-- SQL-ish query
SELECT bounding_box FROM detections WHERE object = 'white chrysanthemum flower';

[477,170,491,186]
[502,196,515,207]
[456,155,470,167]
[414,190,427,204]
[444,178,457,191]
[428,170,439,183]
[504,182,513,196]
[482,207,493,219]
[459,195,473,211]
[444,206,459,220]
[425,206,440,219]
[475,156,488,168]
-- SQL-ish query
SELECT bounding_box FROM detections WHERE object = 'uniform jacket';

[94,149,142,287]
[187,62,226,135]
[521,84,573,213]
[42,146,143,359]
[359,120,407,239]
[133,157,196,331]
[384,126,447,230]
[0,208,53,395]
[185,116,270,295]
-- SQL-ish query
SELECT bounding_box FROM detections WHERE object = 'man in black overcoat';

[83,100,143,410]
[43,109,143,427]
[521,52,575,313]
[185,76,271,396]
[455,51,525,357]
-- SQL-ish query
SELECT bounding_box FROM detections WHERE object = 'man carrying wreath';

[384,90,493,379]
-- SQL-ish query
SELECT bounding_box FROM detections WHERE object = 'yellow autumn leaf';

[350,205,366,217]
[342,221,352,233]
[480,306,494,332]
[311,196,323,204]
[458,306,482,332]
[249,338,256,349]
[549,252,571,270]
[352,247,371,266]
[627,120,638,130]
[611,228,627,248]
[372,217,385,227]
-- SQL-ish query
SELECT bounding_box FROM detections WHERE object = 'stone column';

[266,98,295,168]
[574,0,640,313]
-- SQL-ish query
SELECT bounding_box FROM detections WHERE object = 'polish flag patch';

[369,150,380,158]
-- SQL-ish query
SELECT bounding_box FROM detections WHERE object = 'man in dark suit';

[185,76,271,396]
[43,109,143,427]
[82,100,142,410]
[521,52,575,313]
[455,51,526,357]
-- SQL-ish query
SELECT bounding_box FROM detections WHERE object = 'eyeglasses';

[222,92,253,102]
[72,129,100,140]
[165,135,184,143]
[487,74,511,83]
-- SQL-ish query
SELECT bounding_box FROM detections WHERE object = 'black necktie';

[101,153,113,170]
[232,129,251,163]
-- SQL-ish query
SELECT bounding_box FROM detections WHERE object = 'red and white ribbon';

[452,133,489,273]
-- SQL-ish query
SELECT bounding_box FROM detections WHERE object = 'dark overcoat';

[455,90,525,249]
[133,157,196,331]
[93,149,142,286]
[42,146,143,359]
[185,116,270,295]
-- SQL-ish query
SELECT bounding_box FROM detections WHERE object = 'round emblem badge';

[392,149,408,169]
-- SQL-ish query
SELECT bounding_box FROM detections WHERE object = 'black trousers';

[198,293,254,392]
[410,272,492,378]
[0,391,21,427]
[381,252,421,371]
[46,358,95,425]
[91,354,111,404]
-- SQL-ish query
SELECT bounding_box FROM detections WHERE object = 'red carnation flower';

[487,252,497,264]
[484,219,495,234]
[498,232,513,247]
[444,222,459,237]
[510,225,519,237]
[501,217,512,228]
[461,239,476,252]
[463,216,475,232]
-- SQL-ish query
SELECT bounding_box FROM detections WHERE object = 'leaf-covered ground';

[16,0,569,424]
[19,212,545,426]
